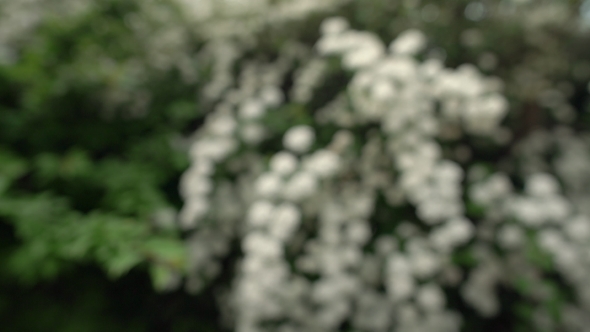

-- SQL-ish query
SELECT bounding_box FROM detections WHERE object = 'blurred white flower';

[255,172,283,197]
[283,125,315,153]
[190,137,237,162]
[410,250,441,278]
[525,173,560,197]
[239,98,266,119]
[243,232,283,257]
[207,113,237,136]
[342,35,386,70]
[259,85,284,107]
[240,123,266,144]
[389,29,427,55]
[345,221,371,245]
[416,284,446,312]
[446,217,475,244]
[510,198,544,226]
[179,198,209,229]
[386,274,415,302]
[180,173,213,198]
[283,171,318,201]
[497,224,525,249]
[564,215,590,242]
[247,200,275,227]
[538,229,565,254]
[269,203,302,240]
[303,149,341,178]
[270,151,299,176]
[386,255,412,276]
[320,16,349,35]
[370,78,396,100]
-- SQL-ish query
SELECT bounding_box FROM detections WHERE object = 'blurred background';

[1,0,590,331]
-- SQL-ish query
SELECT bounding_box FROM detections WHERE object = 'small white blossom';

[283,171,318,201]
[342,37,385,70]
[345,221,372,245]
[247,200,275,227]
[180,173,213,198]
[389,29,427,55]
[259,85,284,107]
[283,125,315,153]
[497,224,525,249]
[269,203,302,240]
[416,284,446,312]
[239,99,266,119]
[538,229,565,254]
[190,137,237,162]
[240,123,266,144]
[320,16,349,35]
[255,173,283,197]
[303,149,341,178]
[179,198,209,229]
[242,232,283,258]
[386,274,415,302]
[410,250,441,278]
[525,173,560,197]
[564,215,590,242]
[270,151,299,175]
[208,113,237,136]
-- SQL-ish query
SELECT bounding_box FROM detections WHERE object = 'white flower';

[255,172,283,197]
[346,221,371,245]
[342,37,385,70]
[269,203,301,240]
[416,284,446,312]
[242,232,283,257]
[386,255,412,276]
[525,173,560,197]
[247,200,275,227]
[207,113,237,136]
[259,85,284,107]
[510,198,544,226]
[190,160,215,176]
[283,171,318,201]
[283,125,315,153]
[270,151,299,175]
[436,161,464,183]
[564,215,590,242]
[420,58,443,78]
[179,198,209,229]
[189,137,237,162]
[239,99,266,119]
[537,229,565,254]
[497,224,525,249]
[446,217,475,244]
[241,255,267,275]
[370,78,396,100]
[410,250,441,278]
[240,123,266,144]
[386,274,415,302]
[389,29,427,55]
[542,196,571,222]
[303,149,341,178]
[320,16,349,35]
[180,173,213,198]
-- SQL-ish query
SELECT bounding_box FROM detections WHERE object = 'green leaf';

[142,238,186,269]
[149,264,180,292]
[105,249,143,278]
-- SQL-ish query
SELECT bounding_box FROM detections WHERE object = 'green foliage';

[0,0,198,289]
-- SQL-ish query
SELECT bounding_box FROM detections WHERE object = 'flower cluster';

[167,0,590,328]
[176,13,541,331]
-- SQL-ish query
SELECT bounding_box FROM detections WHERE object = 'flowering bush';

[176,1,590,331]
[3,0,590,331]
